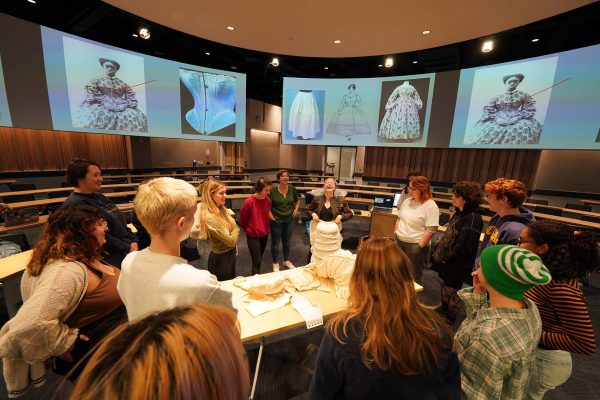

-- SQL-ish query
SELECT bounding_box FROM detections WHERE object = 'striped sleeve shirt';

[525,279,596,355]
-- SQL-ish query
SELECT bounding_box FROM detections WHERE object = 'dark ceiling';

[1,0,599,106]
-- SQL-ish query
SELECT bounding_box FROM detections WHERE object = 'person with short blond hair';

[118,177,233,322]
[69,304,249,400]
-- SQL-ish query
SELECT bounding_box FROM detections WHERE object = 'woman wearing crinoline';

[327,84,370,141]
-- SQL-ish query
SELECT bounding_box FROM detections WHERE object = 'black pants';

[396,239,429,285]
[247,235,268,275]
[208,248,237,281]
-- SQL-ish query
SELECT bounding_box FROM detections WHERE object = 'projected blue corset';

[180,70,237,134]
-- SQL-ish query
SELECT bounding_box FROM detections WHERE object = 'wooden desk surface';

[0,250,32,280]
[0,180,17,185]
[221,271,422,342]
[582,199,600,206]
[0,181,251,198]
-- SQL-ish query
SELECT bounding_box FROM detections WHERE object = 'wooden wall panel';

[0,127,128,172]
[364,147,541,187]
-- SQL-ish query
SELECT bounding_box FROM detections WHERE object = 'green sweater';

[269,185,299,221]
[205,213,240,254]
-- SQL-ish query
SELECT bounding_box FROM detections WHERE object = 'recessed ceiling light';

[231,66,238,70]
[531,38,539,42]
[205,52,210,55]
[422,30,431,35]
[412,61,418,64]
[138,27,150,39]
[226,26,235,31]
[385,57,394,68]
[481,40,494,53]
[324,66,329,70]
[271,57,280,67]
[132,34,138,37]
[334,39,342,44]
[27,0,37,3]
[378,64,383,67]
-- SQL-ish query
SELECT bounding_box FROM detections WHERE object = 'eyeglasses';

[517,237,534,246]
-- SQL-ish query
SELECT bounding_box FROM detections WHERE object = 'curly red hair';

[484,178,527,208]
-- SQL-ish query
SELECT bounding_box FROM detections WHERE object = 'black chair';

[527,198,549,205]
[4,183,36,203]
[387,183,402,188]
[344,180,356,184]
[48,190,71,199]
[534,205,562,217]
[582,215,600,224]
[433,187,449,193]
[351,203,370,211]
[565,203,592,212]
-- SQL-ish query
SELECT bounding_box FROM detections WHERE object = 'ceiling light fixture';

[334,39,342,44]
[378,64,383,67]
[132,33,138,37]
[324,66,329,70]
[138,27,150,39]
[531,38,539,42]
[422,30,431,35]
[412,61,418,64]
[384,57,394,68]
[271,57,280,67]
[205,52,210,55]
[481,40,494,53]
[27,0,37,3]
[231,66,238,70]
[226,26,235,31]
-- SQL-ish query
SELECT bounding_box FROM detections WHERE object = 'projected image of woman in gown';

[378,81,423,141]
[326,84,370,141]
[288,90,321,140]
[73,58,148,132]
[465,74,542,145]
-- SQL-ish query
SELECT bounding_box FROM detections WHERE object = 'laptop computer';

[371,196,394,212]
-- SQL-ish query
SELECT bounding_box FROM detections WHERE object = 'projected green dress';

[73,76,148,132]
[465,90,542,145]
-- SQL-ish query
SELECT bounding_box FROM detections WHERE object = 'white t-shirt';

[395,198,439,243]
[118,248,234,322]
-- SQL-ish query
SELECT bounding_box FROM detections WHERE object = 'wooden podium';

[368,209,397,238]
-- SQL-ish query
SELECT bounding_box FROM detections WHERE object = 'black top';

[309,322,461,400]
[432,206,485,289]
[62,192,137,267]
[319,205,334,222]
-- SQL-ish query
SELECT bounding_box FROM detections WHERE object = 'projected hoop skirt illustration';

[378,81,423,140]
[180,69,237,135]
[326,84,370,140]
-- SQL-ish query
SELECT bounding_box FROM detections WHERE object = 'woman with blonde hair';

[395,175,439,284]
[69,304,249,400]
[0,206,126,398]
[197,179,240,280]
[310,237,460,399]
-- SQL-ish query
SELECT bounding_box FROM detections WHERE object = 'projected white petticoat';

[180,69,237,135]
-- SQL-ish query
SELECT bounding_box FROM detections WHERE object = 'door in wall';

[325,146,356,182]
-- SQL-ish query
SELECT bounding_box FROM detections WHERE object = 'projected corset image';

[465,74,542,145]
[180,69,236,135]
[73,58,148,132]
[327,84,370,141]
[289,90,321,139]
[378,81,422,140]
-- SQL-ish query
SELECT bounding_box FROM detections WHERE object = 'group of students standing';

[0,159,597,400]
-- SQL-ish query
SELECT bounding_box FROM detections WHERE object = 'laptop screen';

[393,192,402,208]
[373,196,393,209]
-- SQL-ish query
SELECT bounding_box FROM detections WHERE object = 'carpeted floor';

[1,223,599,399]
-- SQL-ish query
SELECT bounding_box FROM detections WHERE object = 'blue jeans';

[270,219,294,263]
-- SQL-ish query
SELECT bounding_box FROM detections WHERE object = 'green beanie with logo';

[480,244,552,300]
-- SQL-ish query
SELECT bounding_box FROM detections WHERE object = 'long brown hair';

[198,179,236,239]
[69,304,249,400]
[328,237,452,374]
[27,206,105,277]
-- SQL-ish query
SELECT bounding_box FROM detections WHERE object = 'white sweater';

[118,248,234,322]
